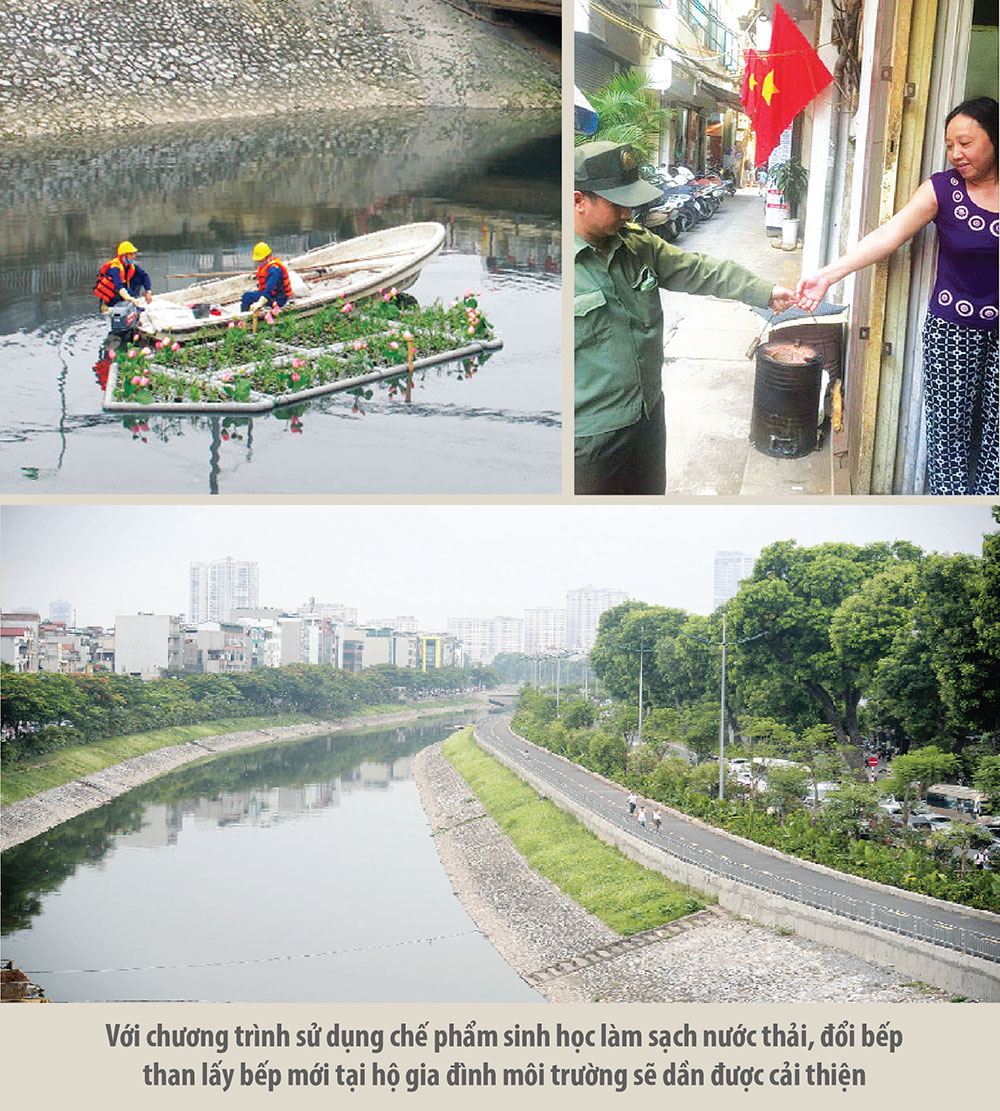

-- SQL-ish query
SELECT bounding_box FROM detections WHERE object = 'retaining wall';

[2,0,557,139]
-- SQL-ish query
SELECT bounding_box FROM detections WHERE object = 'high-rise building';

[446,617,493,664]
[48,599,73,625]
[565,585,629,653]
[713,551,756,611]
[523,606,567,654]
[189,558,259,624]
[299,598,358,624]
[367,616,419,633]
[446,616,524,664]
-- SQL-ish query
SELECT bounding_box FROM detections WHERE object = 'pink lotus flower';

[264,312,274,325]
[155,340,164,350]
[141,346,152,357]
[131,375,142,386]
[389,341,399,350]
[127,349,137,359]
[402,330,413,340]
[139,376,149,387]
[353,339,367,350]
[291,358,305,369]
[171,342,181,351]
[291,371,301,383]
[227,321,236,329]
[467,326,476,335]
[220,371,234,382]
[341,302,353,314]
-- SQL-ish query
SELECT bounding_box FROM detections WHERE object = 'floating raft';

[102,294,502,414]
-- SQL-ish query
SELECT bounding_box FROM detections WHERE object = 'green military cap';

[574,142,662,207]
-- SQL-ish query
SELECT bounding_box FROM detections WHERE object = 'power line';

[23,928,484,977]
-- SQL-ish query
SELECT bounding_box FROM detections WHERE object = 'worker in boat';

[93,240,153,311]
[241,242,293,313]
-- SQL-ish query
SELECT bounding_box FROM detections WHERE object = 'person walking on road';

[652,807,662,833]
[797,97,998,495]
[627,791,638,816]
[637,805,647,830]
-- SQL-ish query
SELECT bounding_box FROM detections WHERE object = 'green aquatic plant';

[111,293,496,405]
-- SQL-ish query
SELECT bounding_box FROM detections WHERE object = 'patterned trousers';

[921,314,999,495]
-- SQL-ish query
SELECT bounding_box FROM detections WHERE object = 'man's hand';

[250,296,267,312]
[769,285,797,313]
[144,290,153,305]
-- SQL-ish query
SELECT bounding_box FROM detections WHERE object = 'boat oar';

[303,253,413,281]
[165,270,246,279]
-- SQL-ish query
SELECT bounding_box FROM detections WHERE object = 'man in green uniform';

[575,141,797,494]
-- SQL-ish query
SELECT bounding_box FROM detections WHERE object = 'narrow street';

[660,189,836,495]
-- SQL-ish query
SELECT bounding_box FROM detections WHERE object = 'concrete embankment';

[472,723,1000,1002]
[1,0,558,139]
[412,740,958,1003]
[0,701,479,851]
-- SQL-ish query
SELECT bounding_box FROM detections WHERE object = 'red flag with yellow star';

[752,4,833,166]
[741,49,766,121]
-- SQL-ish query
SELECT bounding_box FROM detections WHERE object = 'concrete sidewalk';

[661,189,834,495]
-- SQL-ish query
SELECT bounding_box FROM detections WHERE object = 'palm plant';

[576,69,669,164]
[769,159,810,219]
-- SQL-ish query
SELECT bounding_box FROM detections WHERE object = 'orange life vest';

[256,257,293,304]
[94,256,135,305]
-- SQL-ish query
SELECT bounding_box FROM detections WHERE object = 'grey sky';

[2,503,995,630]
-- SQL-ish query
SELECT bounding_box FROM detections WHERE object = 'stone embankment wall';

[2,0,558,139]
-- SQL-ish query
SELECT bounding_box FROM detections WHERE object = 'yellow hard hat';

[117,240,138,255]
[252,241,271,261]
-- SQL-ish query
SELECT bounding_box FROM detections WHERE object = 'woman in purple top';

[797,97,998,495]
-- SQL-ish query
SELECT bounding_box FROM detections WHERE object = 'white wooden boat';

[139,222,446,340]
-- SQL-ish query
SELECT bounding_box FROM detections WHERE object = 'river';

[0,718,541,1003]
[0,109,561,494]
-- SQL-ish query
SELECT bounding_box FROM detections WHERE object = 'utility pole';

[718,610,727,800]
[684,611,766,802]
[623,625,655,749]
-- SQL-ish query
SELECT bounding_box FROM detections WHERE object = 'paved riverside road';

[475,713,1000,966]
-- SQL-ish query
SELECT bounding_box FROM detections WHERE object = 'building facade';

[566,585,630,652]
[114,614,183,679]
[523,606,568,654]
[189,558,259,624]
[713,550,756,610]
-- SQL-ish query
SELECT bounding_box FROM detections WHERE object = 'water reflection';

[1,718,539,1002]
[0,109,561,494]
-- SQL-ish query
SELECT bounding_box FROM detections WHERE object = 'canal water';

[0,718,541,1003]
[0,109,561,494]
